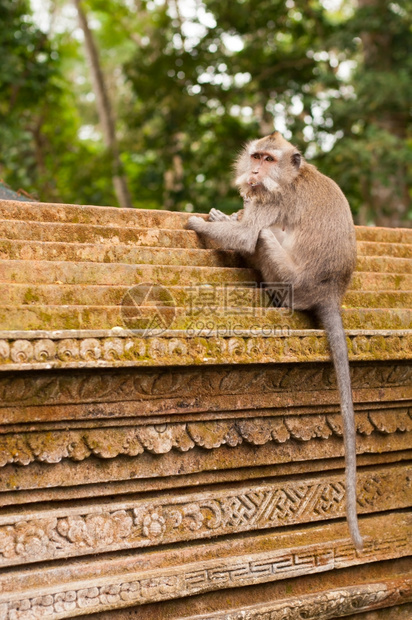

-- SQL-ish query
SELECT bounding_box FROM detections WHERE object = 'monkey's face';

[235,134,302,198]
[247,151,281,193]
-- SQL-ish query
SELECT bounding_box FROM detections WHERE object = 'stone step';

[0,239,243,268]
[1,274,410,310]
[344,290,412,308]
[0,199,192,229]
[0,219,202,249]
[1,199,411,244]
[0,305,410,331]
[350,272,412,290]
[356,241,412,258]
[356,225,412,244]
[0,260,257,286]
[0,258,409,292]
[0,283,410,311]
[1,239,411,270]
[1,219,411,257]
[356,255,412,274]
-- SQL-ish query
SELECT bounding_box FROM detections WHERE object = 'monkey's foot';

[209,208,230,222]
[259,228,277,242]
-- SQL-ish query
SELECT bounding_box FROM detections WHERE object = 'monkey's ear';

[291,152,301,168]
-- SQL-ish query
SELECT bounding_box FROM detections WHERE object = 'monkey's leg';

[187,216,259,254]
[258,228,298,283]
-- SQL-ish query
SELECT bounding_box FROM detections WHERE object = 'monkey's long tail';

[315,303,363,550]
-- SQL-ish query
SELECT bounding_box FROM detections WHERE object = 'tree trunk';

[73,0,133,208]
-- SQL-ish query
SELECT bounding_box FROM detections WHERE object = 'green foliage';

[121,0,339,212]
[0,0,116,204]
[316,0,412,224]
[0,0,410,224]
[0,0,53,106]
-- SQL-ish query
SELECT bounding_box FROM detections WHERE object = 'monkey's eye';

[265,155,275,162]
[251,153,260,160]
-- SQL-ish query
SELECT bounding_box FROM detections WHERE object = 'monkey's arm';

[187,215,259,254]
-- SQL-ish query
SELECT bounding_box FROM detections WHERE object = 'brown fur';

[187,133,362,548]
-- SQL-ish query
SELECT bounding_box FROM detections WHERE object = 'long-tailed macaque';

[187,131,362,549]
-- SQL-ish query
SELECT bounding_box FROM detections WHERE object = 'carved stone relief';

[1,411,410,467]
[0,331,410,371]
[0,363,410,409]
[0,464,410,567]
[182,579,412,620]
[1,514,411,620]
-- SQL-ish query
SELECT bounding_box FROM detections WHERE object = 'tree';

[1,0,409,224]
[0,0,56,195]
[0,0,118,205]
[123,0,336,212]
[73,0,133,207]
[315,0,412,226]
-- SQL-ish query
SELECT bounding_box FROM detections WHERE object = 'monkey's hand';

[187,216,207,233]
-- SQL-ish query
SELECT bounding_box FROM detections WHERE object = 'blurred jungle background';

[0,0,411,225]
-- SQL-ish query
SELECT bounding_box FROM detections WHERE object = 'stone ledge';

[0,463,410,568]
[183,581,412,620]
[83,569,412,620]
[0,329,410,370]
[1,199,412,242]
[0,512,410,620]
[1,306,411,332]
[1,412,411,467]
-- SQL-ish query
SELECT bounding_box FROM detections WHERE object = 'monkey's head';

[235,132,302,198]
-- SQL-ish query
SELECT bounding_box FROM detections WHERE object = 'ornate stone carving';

[0,363,410,414]
[0,330,410,370]
[1,518,411,619]
[183,580,412,620]
[0,363,410,412]
[0,464,410,567]
[1,410,411,467]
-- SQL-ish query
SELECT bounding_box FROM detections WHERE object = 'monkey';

[186,131,362,549]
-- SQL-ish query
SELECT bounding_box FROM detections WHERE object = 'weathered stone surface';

[0,238,244,267]
[0,305,410,332]
[77,558,412,619]
[0,362,409,420]
[0,219,203,248]
[176,579,412,620]
[1,199,412,242]
[0,199,410,618]
[0,463,410,567]
[1,238,411,274]
[357,240,412,258]
[0,513,410,619]
[0,328,410,371]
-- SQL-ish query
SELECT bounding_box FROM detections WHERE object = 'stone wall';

[0,199,411,619]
